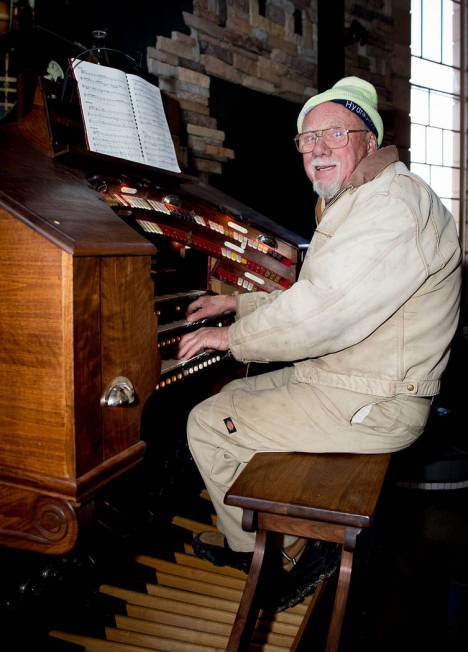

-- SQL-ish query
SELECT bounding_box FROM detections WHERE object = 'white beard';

[309,158,342,200]
[312,177,342,201]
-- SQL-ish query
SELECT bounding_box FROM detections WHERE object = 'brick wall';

[147,0,411,178]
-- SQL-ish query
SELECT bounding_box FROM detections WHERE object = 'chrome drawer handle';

[100,376,135,407]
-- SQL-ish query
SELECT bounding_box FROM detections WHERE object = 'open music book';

[72,59,181,173]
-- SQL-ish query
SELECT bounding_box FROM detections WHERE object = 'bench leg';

[324,547,353,651]
[228,525,361,652]
[288,544,355,652]
[226,528,273,652]
[325,527,361,652]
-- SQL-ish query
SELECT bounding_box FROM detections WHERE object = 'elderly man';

[177,76,461,608]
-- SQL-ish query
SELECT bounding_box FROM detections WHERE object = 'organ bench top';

[225,451,392,529]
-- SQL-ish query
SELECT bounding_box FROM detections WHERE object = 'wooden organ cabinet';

[0,79,306,558]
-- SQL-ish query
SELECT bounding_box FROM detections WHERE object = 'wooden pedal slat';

[124,606,293,649]
[101,582,304,629]
[146,582,240,614]
[135,555,245,590]
[50,630,150,651]
[154,572,243,602]
[125,604,233,636]
[175,552,310,618]
[153,577,305,626]
[258,608,303,627]
[114,614,227,648]
[102,584,236,624]
[100,585,175,612]
[101,581,303,631]
[145,584,303,627]
[174,551,246,579]
[106,626,222,652]
[108,625,289,652]
[126,603,298,639]
[256,616,298,638]
[251,629,293,648]
[126,598,236,627]
[171,516,217,534]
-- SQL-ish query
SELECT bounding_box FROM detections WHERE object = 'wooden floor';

[49,513,322,652]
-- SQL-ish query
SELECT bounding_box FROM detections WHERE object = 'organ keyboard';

[0,67,306,557]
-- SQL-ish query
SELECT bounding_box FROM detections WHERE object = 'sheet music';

[72,60,144,164]
[127,74,181,173]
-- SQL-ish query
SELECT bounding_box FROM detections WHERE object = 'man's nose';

[311,136,331,156]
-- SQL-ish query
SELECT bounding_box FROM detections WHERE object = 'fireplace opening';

[209,76,317,241]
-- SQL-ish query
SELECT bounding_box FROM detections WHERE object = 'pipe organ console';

[89,170,302,394]
[0,76,306,558]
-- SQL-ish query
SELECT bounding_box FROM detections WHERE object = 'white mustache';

[310,158,339,167]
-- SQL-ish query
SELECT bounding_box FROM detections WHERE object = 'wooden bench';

[224,451,391,651]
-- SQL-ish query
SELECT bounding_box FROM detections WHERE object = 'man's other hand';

[177,326,230,360]
[186,294,236,322]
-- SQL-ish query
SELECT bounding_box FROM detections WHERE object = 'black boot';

[192,530,253,573]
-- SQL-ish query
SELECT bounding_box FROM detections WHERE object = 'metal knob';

[100,376,135,407]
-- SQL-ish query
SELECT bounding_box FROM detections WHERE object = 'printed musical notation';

[127,75,180,171]
[72,59,180,173]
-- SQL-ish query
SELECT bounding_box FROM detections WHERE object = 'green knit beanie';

[297,76,384,146]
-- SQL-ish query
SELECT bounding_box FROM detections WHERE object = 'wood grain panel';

[100,256,159,459]
[73,256,102,476]
[0,209,74,481]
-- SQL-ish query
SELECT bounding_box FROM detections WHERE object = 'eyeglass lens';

[296,128,348,152]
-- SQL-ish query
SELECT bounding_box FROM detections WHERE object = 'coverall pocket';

[351,397,399,431]
[325,388,391,426]
[356,395,430,437]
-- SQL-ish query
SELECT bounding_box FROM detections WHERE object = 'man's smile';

[315,164,336,171]
[309,158,339,178]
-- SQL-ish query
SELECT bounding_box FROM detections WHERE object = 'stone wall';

[147,0,411,178]
[147,0,318,179]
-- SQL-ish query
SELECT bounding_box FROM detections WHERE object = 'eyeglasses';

[294,127,369,153]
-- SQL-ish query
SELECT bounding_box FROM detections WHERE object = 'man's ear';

[367,133,378,154]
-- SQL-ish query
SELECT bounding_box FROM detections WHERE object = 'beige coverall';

[187,146,461,552]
